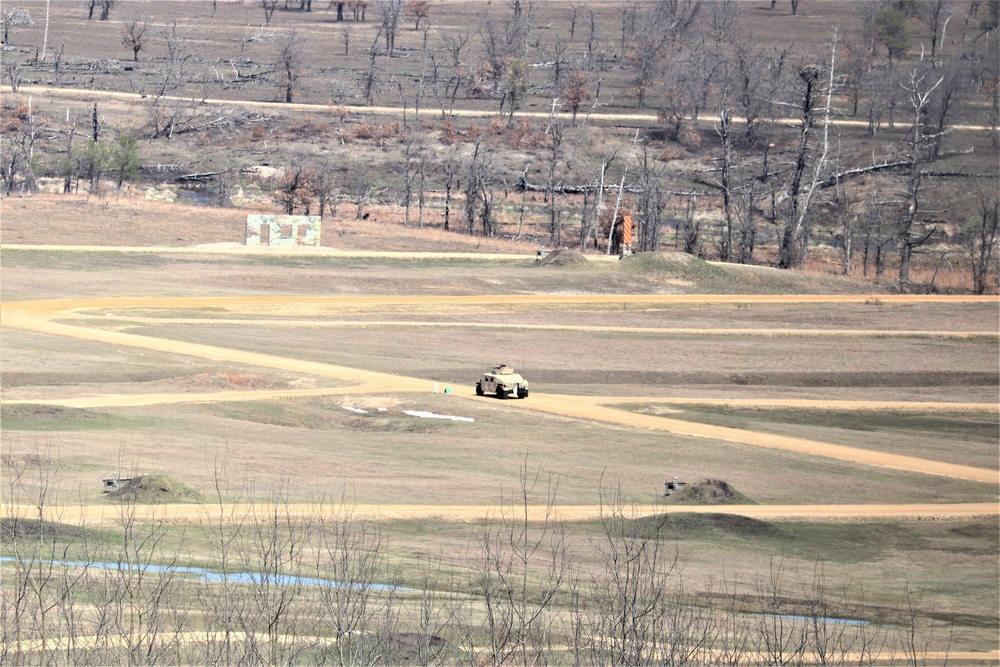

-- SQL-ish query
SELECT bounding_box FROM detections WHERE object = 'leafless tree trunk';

[121,16,147,61]
[99,0,116,21]
[262,0,278,25]
[897,65,944,283]
[275,31,304,103]
[607,130,640,255]
[778,35,838,269]
[401,132,425,228]
[717,108,735,261]
[967,186,999,294]
[635,145,665,253]
[380,0,404,57]
[682,194,701,256]
[545,116,563,245]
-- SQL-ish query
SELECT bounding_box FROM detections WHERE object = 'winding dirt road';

[2,283,997,525]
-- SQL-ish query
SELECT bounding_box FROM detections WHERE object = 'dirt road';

[5,501,997,527]
[5,85,995,133]
[3,291,998,496]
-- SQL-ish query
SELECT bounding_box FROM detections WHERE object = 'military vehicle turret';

[476,364,529,399]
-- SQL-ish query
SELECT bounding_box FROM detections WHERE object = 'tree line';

[0,0,997,291]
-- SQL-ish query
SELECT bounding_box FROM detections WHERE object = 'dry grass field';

[2,237,998,659]
[2,0,999,663]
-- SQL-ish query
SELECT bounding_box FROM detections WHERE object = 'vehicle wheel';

[496,386,507,399]
[476,382,484,396]
[518,388,529,399]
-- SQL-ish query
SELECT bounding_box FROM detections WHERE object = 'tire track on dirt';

[4,502,997,526]
[86,315,1000,340]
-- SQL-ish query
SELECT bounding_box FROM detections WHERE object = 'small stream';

[0,556,399,590]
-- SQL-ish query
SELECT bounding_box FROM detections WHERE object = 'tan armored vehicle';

[476,364,529,399]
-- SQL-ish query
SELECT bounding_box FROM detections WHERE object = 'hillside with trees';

[1,0,997,291]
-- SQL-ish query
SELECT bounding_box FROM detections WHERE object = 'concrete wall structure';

[246,214,321,247]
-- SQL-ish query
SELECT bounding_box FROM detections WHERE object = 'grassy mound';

[665,478,756,505]
[617,251,880,294]
[620,250,728,277]
[1,404,130,431]
[536,248,590,267]
[107,474,203,504]
[0,518,100,545]
[628,512,778,538]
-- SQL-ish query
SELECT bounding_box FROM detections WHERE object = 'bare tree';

[405,0,430,30]
[680,194,701,255]
[777,36,839,269]
[575,481,679,665]
[1,7,34,45]
[99,0,116,21]
[634,145,666,253]
[380,0,404,56]
[262,0,279,25]
[348,0,369,21]
[897,64,945,283]
[966,185,999,294]
[120,16,148,61]
[400,131,427,228]
[313,498,401,664]
[275,30,305,102]
[861,187,894,280]
[716,108,736,261]
[730,36,787,144]
[920,0,949,59]
[464,135,499,237]
[545,116,564,245]
[236,480,313,665]
[473,457,569,666]
[361,32,382,104]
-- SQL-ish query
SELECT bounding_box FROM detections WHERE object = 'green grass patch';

[571,512,782,542]
[0,250,172,271]
[567,515,999,569]
[0,404,150,431]
[619,251,731,280]
[630,405,1000,442]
